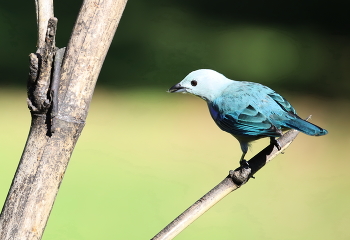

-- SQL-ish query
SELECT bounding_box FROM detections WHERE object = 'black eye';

[191,80,197,86]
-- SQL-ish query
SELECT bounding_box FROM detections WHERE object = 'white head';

[168,69,232,102]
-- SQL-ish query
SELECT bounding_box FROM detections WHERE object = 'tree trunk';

[0,0,128,239]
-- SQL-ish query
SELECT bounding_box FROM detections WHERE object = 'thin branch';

[151,128,301,240]
[35,0,54,50]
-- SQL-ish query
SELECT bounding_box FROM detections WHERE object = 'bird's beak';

[167,83,187,93]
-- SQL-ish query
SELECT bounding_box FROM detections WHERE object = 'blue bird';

[168,69,328,163]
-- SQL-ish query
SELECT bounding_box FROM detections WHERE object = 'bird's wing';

[267,92,296,114]
[209,101,282,137]
[209,82,296,137]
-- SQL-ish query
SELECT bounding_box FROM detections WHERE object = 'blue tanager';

[168,69,328,164]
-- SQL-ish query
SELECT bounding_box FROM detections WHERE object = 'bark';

[35,0,54,49]
[0,0,128,239]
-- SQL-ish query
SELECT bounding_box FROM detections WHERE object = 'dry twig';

[152,128,301,240]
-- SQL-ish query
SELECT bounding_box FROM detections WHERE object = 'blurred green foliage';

[0,1,350,97]
[0,89,349,239]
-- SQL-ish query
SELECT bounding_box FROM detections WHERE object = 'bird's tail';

[283,117,328,136]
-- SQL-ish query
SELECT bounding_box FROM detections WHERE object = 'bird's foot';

[239,159,249,169]
[238,159,255,180]
[270,137,281,151]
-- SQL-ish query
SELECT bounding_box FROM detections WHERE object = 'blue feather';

[282,116,328,136]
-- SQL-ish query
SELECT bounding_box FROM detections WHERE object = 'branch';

[27,17,58,114]
[35,0,54,50]
[151,128,301,240]
[0,1,128,239]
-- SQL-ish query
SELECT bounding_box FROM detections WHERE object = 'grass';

[0,88,349,239]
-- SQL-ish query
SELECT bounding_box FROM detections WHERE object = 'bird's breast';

[208,103,220,121]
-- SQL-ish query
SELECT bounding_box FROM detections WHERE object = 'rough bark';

[0,0,128,239]
[35,0,54,49]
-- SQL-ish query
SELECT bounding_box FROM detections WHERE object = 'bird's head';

[168,69,232,102]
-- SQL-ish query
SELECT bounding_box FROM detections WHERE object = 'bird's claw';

[239,159,249,169]
[239,159,255,179]
[270,137,281,151]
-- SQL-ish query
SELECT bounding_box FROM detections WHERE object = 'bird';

[168,69,328,164]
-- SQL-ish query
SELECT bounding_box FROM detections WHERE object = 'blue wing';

[208,82,289,137]
[267,92,296,114]
[208,102,282,137]
[264,92,326,135]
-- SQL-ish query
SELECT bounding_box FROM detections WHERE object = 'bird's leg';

[270,137,281,151]
[239,152,249,168]
[238,152,255,179]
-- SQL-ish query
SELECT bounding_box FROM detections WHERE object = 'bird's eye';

[191,80,197,86]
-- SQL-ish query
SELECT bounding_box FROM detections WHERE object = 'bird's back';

[208,80,326,138]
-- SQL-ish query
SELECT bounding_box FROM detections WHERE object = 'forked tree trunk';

[0,0,128,239]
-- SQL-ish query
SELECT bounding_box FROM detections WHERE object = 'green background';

[0,0,349,239]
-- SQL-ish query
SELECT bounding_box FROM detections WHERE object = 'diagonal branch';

[151,128,301,240]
